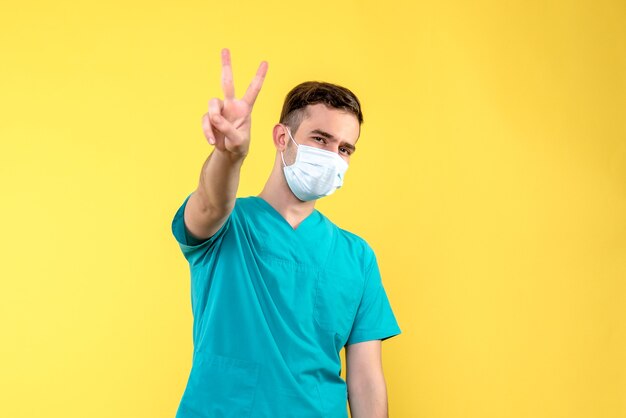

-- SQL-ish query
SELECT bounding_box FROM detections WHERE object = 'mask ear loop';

[280,126,299,167]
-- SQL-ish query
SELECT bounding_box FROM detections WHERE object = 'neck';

[258,158,316,229]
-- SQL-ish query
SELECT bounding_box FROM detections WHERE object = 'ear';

[272,123,289,152]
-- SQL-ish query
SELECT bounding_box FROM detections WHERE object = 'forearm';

[196,148,245,216]
[347,378,388,418]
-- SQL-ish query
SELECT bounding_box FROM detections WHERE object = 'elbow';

[193,188,234,218]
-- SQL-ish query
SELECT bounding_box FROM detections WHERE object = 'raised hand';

[202,48,268,158]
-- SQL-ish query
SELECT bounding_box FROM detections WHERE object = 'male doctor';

[171,48,401,418]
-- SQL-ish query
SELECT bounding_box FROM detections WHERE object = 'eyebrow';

[309,129,356,152]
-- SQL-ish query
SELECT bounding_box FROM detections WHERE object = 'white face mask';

[281,126,349,202]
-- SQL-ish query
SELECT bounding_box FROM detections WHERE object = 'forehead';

[298,103,360,144]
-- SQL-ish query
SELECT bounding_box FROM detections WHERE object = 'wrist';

[213,147,248,165]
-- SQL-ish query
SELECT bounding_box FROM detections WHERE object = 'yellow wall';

[1,0,625,417]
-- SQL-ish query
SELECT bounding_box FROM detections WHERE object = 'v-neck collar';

[251,196,320,232]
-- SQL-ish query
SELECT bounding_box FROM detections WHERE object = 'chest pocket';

[313,270,363,339]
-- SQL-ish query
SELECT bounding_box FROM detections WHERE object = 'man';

[171,48,401,418]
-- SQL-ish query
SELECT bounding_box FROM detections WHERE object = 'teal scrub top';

[171,194,401,418]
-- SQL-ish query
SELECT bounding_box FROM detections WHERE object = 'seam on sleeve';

[345,327,402,346]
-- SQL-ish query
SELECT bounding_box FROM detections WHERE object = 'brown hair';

[279,81,363,135]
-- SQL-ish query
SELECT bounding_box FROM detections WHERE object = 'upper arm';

[184,189,232,241]
[345,340,389,417]
[346,339,384,383]
[345,250,402,346]
[171,192,234,264]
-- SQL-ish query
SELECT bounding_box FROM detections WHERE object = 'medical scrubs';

[171,194,401,418]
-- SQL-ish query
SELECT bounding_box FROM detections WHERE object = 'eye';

[312,136,327,144]
[339,146,352,156]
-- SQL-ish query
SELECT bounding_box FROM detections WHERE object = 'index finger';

[242,60,268,107]
[221,48,235,100]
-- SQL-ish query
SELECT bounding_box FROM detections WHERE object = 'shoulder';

[340,227,377,265]
[234,195,255,207]
[232,196,258,216]
[338,226,372,251]
[318,212,377,269]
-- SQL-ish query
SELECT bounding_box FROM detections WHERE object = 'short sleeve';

[345,252,401,346]
[171,192,233,265]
